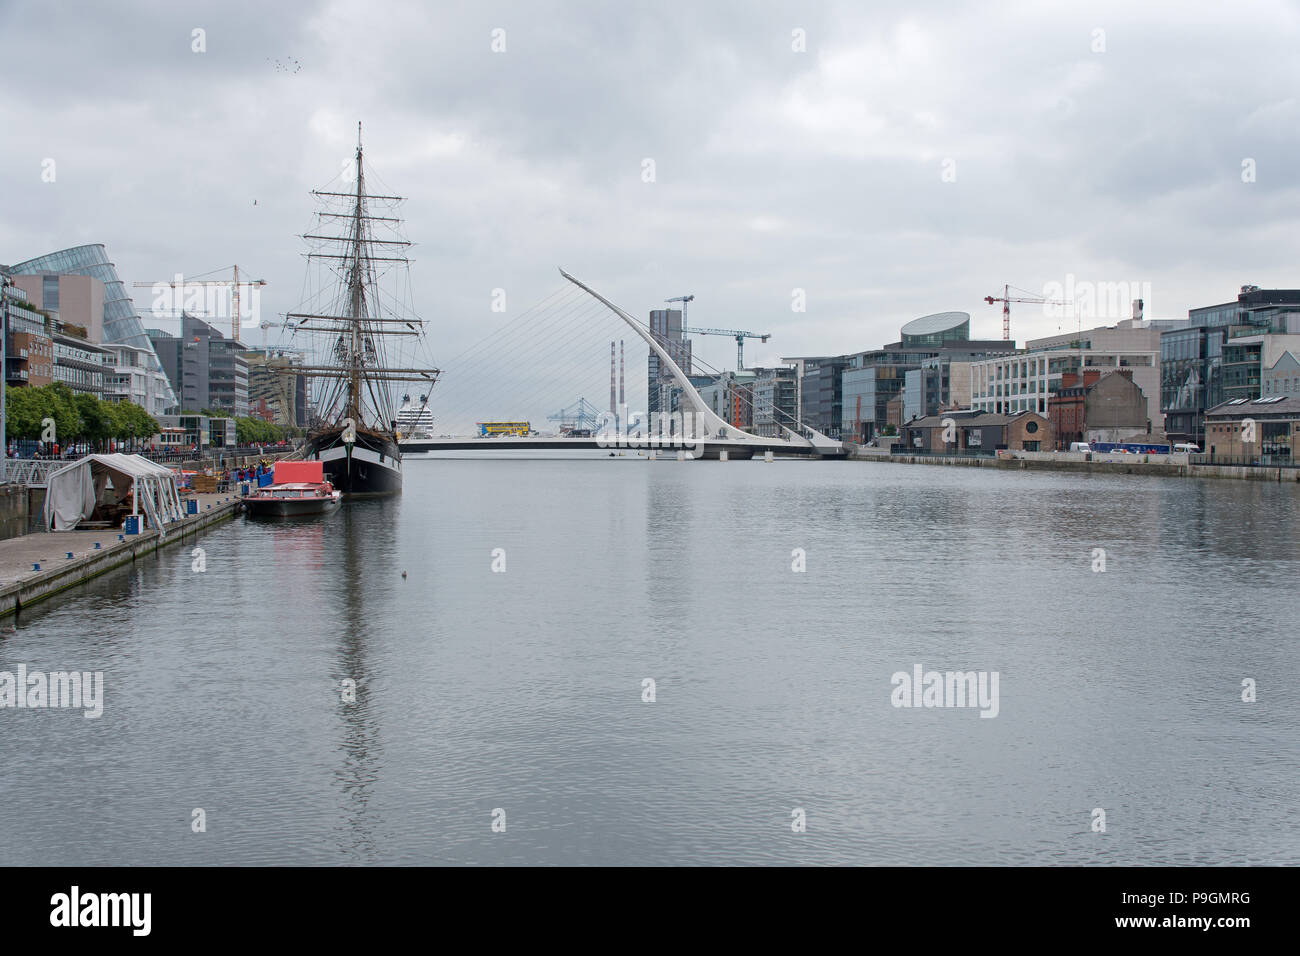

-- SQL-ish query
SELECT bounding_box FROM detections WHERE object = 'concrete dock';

[847,446,1300,482]
[0,492,242,617]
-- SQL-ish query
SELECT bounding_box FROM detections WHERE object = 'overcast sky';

[4,0,1299,395]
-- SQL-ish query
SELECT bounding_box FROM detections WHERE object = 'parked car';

[1069,442,1091,453]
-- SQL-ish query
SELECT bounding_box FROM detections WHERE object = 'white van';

[1173,443,1200,453]
[1069,442,1091,453]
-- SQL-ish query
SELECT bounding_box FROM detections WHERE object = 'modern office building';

[1263,351,1300,397]
[836,313,1008,441]
[2,278,55,388]
[148,313,249,417]
[799,356,850,438]
[155,414,238,452]
[899,311,971,348]
[101,343,174,416]
[245,349,309,427]
[1221,331,1300,403]
[903,358,977,423]
[971,320,1162,424]
[750,366,798,437]
[647,308,693,415]
[9,272,105,341]
[841,363,902,440]
[785,312,1008,442]
[1162,286,1300,445]
[52,331,109,396]
[697,370,757,430]
[7,244,177,408]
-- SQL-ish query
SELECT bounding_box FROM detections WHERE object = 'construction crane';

[665,294,771,369]
[681,326,772,371]
[665,294,694,325]
[984,284,1070,341]
[135,265,266,342]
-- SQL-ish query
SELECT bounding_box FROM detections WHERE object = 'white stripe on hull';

[307,442,402,496]
[316,444,402,470]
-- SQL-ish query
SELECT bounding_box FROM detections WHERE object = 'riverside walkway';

[0,492,241,617]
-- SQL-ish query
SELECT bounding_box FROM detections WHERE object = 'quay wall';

[0,485,28,540]
[846,446,1300,482]
[0,497,241,618]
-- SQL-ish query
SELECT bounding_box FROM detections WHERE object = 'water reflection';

[2,463,1297,865]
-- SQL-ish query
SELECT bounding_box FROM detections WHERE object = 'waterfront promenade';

[848,445,1300,482]
[0,492,240,617]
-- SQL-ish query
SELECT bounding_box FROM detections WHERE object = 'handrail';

[3,459,62,487]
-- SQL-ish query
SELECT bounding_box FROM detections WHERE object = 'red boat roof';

[273,461,323,484]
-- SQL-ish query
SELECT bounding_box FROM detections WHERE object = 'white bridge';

[411,271,844,459]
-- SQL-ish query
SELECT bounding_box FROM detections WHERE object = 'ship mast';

[285,122,440,431]
[347,122,365,421]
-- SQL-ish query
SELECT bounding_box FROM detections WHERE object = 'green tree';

[235,416,284,445]
[127,403,159,450]
[5,386,43,440]
[74,393,109,449]
[37,384,79,448]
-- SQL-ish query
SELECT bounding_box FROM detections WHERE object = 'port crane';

[984,284,1070,341]
[546,397,603,435]
[135,265,267,342]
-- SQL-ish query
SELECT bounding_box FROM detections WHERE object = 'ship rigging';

[283,123,440,496]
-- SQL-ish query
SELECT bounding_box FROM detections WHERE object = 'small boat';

[243,460,342,518]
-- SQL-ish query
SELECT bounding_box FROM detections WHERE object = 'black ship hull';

[302,428,402,497]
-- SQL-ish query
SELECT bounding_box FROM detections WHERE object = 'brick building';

[1049,369,1151,448]
[1204,395,1300,460]
[903,409,1053,452]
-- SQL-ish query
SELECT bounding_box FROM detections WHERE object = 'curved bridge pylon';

[558,269,843,458]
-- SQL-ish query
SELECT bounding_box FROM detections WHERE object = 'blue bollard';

[32,563,40,571]
[94,542,101,549]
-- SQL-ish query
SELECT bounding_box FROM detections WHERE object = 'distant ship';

[285,125,439,496]
[395,394,435,441]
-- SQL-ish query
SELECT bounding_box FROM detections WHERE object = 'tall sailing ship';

[287,125,439,496]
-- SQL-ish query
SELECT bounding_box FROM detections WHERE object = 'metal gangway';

[3,459,62,487]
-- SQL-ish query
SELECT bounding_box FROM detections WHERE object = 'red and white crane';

[984,284,1070,341]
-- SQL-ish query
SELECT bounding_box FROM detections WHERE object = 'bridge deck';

[398,436,844,458]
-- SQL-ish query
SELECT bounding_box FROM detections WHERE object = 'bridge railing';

[3,459,63,487]
[1188,453,1300,469]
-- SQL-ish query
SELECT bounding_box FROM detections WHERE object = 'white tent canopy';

[42,454,184,533]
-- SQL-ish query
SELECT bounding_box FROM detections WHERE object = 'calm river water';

[2,459,1298,865]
